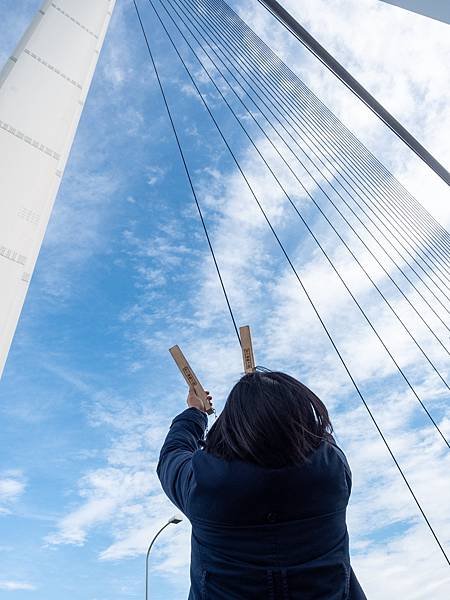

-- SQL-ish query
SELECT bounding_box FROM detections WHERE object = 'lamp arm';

[145,521,172,600]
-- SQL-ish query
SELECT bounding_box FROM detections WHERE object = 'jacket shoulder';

[188,442,350,524]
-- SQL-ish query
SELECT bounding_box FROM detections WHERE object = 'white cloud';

[0,472,25,514]
[46,398,178,557]
[39,171,120,301]
[0,580,36,591]
[0,479,24,501]
[146,164,167,186]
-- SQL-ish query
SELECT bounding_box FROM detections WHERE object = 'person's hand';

[187,387,213,413]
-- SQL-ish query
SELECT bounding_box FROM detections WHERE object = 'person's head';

[204,369,333,468]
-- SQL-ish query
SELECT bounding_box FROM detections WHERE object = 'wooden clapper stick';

[169,345,215,415]
[239,325,256,374]
[169,326,256,415]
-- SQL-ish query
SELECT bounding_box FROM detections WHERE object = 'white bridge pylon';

[0,0,116,378]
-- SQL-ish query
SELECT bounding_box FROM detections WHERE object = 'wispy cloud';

[0,581,36,591]
[46,394,184,563]
[0,472,26,515]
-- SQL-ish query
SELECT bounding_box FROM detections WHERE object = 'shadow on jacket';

[157,407,367,600]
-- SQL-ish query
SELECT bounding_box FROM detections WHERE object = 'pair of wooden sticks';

[169,326,255,415]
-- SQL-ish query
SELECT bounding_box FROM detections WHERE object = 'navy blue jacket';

[157,408,366,600]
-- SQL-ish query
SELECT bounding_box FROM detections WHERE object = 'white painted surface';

[0,0,116,377]
[379,1,450,24]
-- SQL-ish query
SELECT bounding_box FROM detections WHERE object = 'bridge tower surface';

[0,0,116,377]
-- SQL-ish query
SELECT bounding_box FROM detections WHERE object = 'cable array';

[181,0,450,313]
[132,0,450,566]
[151,0,450,451]
[255,0,450,187]
[168,0,450,337]
[160,0,450,359]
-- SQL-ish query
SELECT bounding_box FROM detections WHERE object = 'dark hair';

[204,369,333,468]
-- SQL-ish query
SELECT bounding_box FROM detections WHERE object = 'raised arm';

[156,407,208,516]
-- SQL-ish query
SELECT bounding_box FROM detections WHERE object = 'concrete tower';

[0,0,116,377]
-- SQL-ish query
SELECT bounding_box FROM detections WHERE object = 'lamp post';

[145,515,183,600]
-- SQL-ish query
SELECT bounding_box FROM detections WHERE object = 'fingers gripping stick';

[169,345,214,415]
[239,326,256,374]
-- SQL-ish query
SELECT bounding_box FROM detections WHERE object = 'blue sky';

[0,0,449,598]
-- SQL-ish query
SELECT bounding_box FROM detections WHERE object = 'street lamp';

[145,515,183,600]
